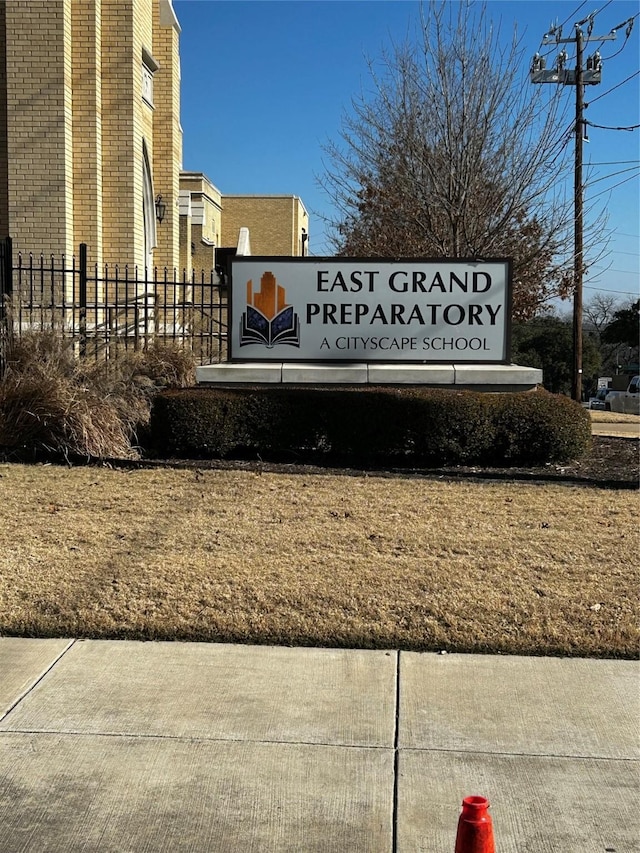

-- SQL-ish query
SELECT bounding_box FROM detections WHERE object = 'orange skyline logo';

[246,271,288,321]
[240,270,300,349]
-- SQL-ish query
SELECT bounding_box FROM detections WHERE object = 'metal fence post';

[0,237,13,376]
[1,236,13,298]
[79,243,87,357]
[0,239,229,367]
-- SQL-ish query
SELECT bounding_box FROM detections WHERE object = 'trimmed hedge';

[145,386,591,467]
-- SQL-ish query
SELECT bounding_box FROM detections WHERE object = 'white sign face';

[230,258,512,363]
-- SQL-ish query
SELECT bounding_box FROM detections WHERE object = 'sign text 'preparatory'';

[231,258,511,363]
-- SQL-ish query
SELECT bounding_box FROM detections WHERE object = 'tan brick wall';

[101,0,138,267]
[197,196,221,248]
[72,0,103,269]
[4,0,74,259]
[138,0,154,208]
[293,198,310,256]
[152,0,181,272]
[191,225,216,273]
[179,172,221,275]
[179,206,191,273]
[99,0,182,273]
[138,0,154,75]
[0,4,8,238]
[220,196,308,256]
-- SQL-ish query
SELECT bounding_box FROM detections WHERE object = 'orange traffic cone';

[454,795,495,853]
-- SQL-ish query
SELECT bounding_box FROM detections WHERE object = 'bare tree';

[320,1,602,320]
[583,293,621,334]
[582,294,638,375]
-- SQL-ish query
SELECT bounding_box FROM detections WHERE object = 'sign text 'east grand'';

[231,259,511,363]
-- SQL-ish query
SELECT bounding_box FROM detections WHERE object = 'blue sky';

[175,0,639,308]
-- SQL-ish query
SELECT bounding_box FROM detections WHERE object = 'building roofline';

[180,171,222,193]
[222,194,308,215]
[159,0,181,33]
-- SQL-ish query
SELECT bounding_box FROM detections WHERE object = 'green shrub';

[486,389,592,463]
[402,389,497,464]
[148,387,323,459]
[146,386,591,466]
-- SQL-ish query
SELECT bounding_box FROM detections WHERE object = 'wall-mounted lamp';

[155,194,166,223]
[301,227,308,256]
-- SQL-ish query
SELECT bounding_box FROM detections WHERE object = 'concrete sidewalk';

[591,421,640,438]
[0,639,638,852]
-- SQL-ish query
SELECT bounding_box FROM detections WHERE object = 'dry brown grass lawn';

[1,463,637,658]
[589,410,639,437]
[590,411,639,423]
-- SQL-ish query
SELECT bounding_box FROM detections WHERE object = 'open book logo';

[239,271,300,348]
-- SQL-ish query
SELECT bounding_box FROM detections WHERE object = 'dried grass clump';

[5,329,77,377]
[90,343,196,391]
[0,334,196,461]
[132,341,196,388]
[0,369,139,459]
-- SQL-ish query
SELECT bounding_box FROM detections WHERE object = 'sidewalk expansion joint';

[392,649,401,853]
[0,639,77,724]
[399,745,639,762]
[0,728,394,751]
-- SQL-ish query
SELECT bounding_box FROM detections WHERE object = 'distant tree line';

[513,298,639,396]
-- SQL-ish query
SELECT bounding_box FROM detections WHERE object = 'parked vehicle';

[588,388,609,410]
[605,376,640,415]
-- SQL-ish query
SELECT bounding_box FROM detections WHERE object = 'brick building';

[178,172,221,274]
[220,194,309,258]
[178,178,310,272]
[0,0,309,277]
[0,0,182,272]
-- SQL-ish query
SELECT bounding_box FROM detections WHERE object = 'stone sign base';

[196,363,542,393]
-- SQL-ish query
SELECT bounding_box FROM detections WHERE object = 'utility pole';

[573,28,584,404]
[531,16,617,402]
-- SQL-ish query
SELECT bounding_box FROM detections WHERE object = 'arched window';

[142,139,156,272]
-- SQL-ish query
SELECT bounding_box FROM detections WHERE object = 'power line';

[585,70,640,105]
[585,165,640,185]
[587,1,615,21]
[584,285,640,295]
[585,120,640,131]
[557,1,590,31]
[586,160,640,165]
[601,35,632,60]
[587,172,640,201]
[590,265,640,274]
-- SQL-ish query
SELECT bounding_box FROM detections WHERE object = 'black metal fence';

[0,238,228,374]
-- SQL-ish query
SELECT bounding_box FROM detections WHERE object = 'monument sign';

[230,257,512,363]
